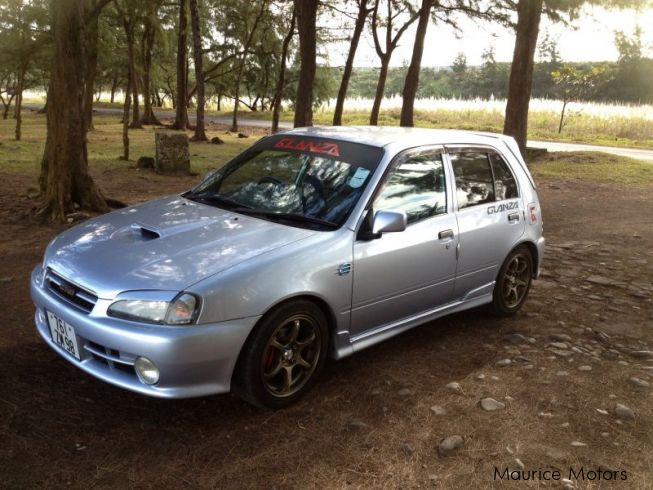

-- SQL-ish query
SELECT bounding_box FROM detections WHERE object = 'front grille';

[45,270,98,313]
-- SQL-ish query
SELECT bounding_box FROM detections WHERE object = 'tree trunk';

[110,78,117,103]
[231,1,268,132]
[293,0,318,128]
[503,0,543,152]
[370,57,389,126]
[172,0,189,130]
[189,0,207,140]
[558,99,568,134]
[140,14,161,125]
[84,13,99,130]
[271,8,295,133]
[121,76,131,160]
[333,0,369,126]
[399,0,432,127]
[37,0,109,221]
[127,21,142,129]
[14,66,25,140]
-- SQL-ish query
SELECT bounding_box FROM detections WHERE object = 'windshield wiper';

[183,192,250,210]
[232,208,338,229]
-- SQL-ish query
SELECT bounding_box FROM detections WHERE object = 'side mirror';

[372,210,407,235]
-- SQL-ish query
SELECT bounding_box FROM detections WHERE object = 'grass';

[1,112,651,193]
[530,151,653,186]
[0,112,255,180]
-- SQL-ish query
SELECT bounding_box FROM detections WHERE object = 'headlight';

[107,292,200,325]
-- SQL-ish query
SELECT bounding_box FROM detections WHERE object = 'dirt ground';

[0,146,652,489]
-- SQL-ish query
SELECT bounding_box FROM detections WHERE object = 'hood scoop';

[130,223,161,240]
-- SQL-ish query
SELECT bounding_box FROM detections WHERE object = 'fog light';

[134,357,159,385]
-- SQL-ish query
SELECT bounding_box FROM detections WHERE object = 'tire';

[232,299,329,410]
[491,245,533,317]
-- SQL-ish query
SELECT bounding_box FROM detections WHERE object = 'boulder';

[154,131,190,175]
[136,156,155,169]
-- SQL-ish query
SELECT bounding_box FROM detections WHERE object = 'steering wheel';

[301,175,328,215]
[258,176,285,189]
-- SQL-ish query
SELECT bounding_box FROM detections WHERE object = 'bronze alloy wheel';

[261,314,321,398]
[491,246,533,316]
[502,253,531,308]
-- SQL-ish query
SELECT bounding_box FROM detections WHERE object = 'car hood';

[44,195,315,298]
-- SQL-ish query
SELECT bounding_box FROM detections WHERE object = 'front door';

[350,148,458,337]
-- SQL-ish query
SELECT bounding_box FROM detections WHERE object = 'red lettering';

[273,138,340,157]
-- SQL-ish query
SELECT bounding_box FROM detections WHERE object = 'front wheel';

[491,246,533,316]
[232,300,328,410]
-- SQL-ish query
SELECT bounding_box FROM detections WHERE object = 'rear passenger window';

[491,154,518,200]
[374,151,446,224]
[450,152,495,209]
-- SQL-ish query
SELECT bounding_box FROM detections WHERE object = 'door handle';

[439,229,454,240]
[508,212,520,222]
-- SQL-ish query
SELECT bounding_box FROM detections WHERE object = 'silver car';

[30,127,544,409]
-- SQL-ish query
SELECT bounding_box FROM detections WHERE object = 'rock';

[586,275,613,286]
[549,342,569,349]
[630,350,653,360]
[552,349,573,357]
[550,333,572,342]
[514,458,525,469]
[561,478,575,490]
[154,131,190,175]
[596,408,608,415]
[480,398,505,411]
[0,276,14,283]
[496,358,512,367]
[136,156,155,169]
[476,374,486,380]
[430,405,446,416]
[538,412,554,418]
[601,432,610,437]
[557,371,569,376]
[628,377,650,389]
[570,441,587,447]
[65,212,90,223]
[614,404,635,420]
[398,388,415,397]
[428,474,438,484]
[561,422,570,428]
[237,132,249,138]
[445,382,462,394]
[438,435,464,456]
[578,365,592,371]
[401,442,415,455]
[210,136,224,145]
[347,420,368,430]
[545,447,567,462]
[503,333,527,344]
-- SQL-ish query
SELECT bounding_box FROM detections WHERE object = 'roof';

[280,125,512,150]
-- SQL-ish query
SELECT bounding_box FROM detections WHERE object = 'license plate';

[46,311,81,360]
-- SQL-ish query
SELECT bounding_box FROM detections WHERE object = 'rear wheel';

[491,245,533,316]
[233,300,328,410]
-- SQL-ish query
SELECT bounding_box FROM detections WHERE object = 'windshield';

[186,135,384,229]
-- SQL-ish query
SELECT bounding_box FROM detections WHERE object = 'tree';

[172,0,189,130]
[140,1,163,125]
[293,0,319,127]
[189,0,207,140]
[399,0,431,127]
[229,0,269,132]
[332,0,372,126]
[369,0,419,126]
[503,0,543,152]
[502,0,646,152]
[271,5,295,133]
[551,64,605,133]
[38,0,116,221]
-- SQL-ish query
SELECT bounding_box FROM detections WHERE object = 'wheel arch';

[517,240,539,278]
[231,293,338,382]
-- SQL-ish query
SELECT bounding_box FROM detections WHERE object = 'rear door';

[446,147,525,299]
[350,147,458,336]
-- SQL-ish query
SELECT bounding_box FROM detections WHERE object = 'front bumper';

[30,266,260,398]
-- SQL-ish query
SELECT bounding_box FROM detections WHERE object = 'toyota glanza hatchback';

[31,127,545,409]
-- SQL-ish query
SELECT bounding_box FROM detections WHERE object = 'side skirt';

[331,284,495,360]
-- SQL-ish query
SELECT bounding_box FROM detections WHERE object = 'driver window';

[374,151,447,224]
